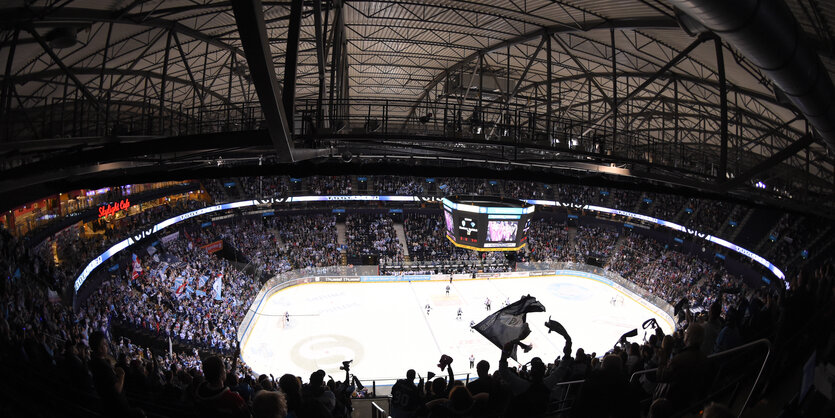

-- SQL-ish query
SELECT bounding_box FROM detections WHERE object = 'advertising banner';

[201,240,223,254]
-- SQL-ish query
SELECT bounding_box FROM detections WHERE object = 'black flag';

[473,295,546,360]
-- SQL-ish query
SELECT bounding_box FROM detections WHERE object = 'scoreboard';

[441,196,534,251]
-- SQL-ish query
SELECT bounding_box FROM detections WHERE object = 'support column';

[715,38,729,180]
[611,28,617,154]
[283,0,303,132]
[546,33,552,140]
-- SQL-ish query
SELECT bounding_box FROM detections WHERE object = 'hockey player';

[425,304,431,315]
[457,307,463,320]
[445,285,450,296]
[469,354,475,369]
[485,297,491,311]
[285,311,290,326]
[469,320,475,332]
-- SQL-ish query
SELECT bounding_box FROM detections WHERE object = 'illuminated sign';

[98,199,131,218]
[529,200,786,280]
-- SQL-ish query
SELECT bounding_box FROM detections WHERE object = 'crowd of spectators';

[403,213,483,263]
[767,216,812,271]
[305,176,352,195]
[5,174,835,417]
[32,198,208,292]
[517,218,572,262]
[684,199,734,234]
[239,176,289,198]
[266,215,341,270]
[573,225,619,260]
[646,193,687,222]
[374,176,425,195]
[385,261,834,418]
[203,179,229,202]
[345,214,404,263]
[607,189,644,212]
[2,196,834,417]
[505,181,544,199]
[553,184,600,205]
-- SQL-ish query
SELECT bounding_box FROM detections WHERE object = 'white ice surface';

[240,274,674,383]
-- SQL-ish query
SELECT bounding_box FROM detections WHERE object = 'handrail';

[371,401,388,418]
[627,338,771,417]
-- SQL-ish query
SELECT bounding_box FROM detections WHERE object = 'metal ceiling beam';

[11,67,233,105]
[159,28,173,134]
[27,27,100,111]
[0,8,245,59]
[1,27,19,123]
[719,133,817,191]
[517,70,780,106]
[551,33,612,106]
[403,16,680,122]
[231,0,295,162]
[581,33,710,137]
[173,31,204,106]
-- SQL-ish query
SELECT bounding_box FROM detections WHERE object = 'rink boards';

[239,272,675,382]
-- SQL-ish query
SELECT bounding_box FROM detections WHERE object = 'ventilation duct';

[669,0,835,153]
[45,27,78,49]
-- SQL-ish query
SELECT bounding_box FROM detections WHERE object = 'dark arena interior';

[2,1,835,417]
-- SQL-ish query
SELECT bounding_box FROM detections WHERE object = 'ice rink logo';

[291,334,364,373]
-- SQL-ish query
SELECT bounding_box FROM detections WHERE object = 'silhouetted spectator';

[195,355,248,417]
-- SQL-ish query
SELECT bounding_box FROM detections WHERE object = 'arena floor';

[240,273,675,384]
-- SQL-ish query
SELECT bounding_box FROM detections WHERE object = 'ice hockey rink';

[240,273,675,383]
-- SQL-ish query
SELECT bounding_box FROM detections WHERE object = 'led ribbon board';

[73,195,784,292]
[525,199,786,280]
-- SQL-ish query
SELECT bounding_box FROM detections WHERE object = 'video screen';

[487,220,518,242]
[443,210,454,234]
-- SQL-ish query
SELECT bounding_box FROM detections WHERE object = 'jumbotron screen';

[441,196,534,251]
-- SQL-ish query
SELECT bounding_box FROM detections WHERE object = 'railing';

[4,97,725,180]
[628,338,771,417]
[549,379,586,413]
[370,401,388,418]
[380,259,512,274]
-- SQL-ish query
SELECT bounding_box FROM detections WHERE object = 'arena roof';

[1,0,834,217]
